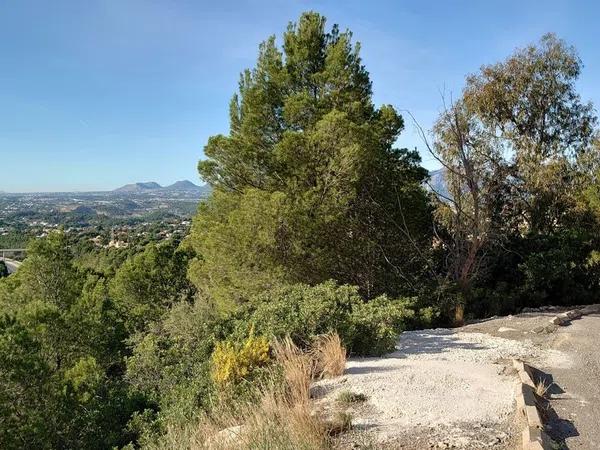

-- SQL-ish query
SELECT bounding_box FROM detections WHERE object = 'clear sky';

[1,0,598,192]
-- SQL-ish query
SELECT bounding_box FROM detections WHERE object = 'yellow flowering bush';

[211,333,271,387]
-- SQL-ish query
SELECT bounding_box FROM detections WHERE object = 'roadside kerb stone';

[515,383,536,413]
[549,316,564,325]
[581,304,600,315]
[548,304,599,326]
[512,359,551,450]
[522,426,552,450]
[518,369,535,388]
[524,405,542,428]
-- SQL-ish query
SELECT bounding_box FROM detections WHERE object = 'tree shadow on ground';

[345,331,489,362]
[344,365,403,375]
[529,367,578,449]
[388,330,488,358]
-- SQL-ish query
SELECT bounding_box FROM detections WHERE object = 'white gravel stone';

[314,328,539,441]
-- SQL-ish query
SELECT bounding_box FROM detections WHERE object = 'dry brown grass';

[272,337,314,405]
[326,410,353,436]
[535,379,551,398]
[152,385,331,450]
[311,333,347,379]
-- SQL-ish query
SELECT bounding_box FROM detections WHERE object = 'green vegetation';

[232,281,418,356]
[1,11,599,450]
[189,12,432,310]
[426,33,598,323]
[336,390,368,405]
[0,261,8,278]
[0,231,28,249]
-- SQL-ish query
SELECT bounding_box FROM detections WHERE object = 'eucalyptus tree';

[463,33,596,234]
[426,34,598,321]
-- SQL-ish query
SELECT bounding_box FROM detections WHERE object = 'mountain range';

[115,173,447,196]
[113,180,208,193]
[427,169,448,197]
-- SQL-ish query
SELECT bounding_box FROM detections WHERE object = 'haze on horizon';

[1,0,599,192]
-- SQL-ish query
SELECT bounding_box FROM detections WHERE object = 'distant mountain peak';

[113,180,208,193]
[164,180,202,191]
[113,182,162,192]
[427,169,450,200]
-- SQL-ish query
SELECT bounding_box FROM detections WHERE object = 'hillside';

[113,180,208,193]
[164,180,204,191]
[113,181,162,192]
[427,168,450,199]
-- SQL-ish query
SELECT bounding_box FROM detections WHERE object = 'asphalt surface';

[545,314,600,449]
[460,310,600,449]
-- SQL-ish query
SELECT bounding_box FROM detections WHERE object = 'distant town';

[0,180,210,251]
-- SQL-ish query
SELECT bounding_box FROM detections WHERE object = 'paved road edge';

[512,359,552,450]
[549,304,600,326]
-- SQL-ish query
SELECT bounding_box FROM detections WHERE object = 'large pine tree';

[189,12,432,310]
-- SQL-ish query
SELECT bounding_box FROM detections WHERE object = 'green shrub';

[239,281,415,356]
[415,306,440,328]
[241,281,358,347]
[336,390,367,404]
[349,295,415,356]
[63,356,103,404]
[468,230,600,317]
[125,301,223,434]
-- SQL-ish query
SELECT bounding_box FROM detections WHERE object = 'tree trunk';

[453,303,465,327]
[454,275,470,327]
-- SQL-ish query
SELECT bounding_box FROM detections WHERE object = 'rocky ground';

[314,307,599,449]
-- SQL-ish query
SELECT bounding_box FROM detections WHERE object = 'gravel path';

[313,310,600,448]
[315,329,536,448]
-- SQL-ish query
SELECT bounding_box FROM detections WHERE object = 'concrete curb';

[549,304,600,326]
[512,359,552,450]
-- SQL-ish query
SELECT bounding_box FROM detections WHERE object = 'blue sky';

[1,0,598,192]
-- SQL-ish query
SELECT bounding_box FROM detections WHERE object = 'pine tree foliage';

[190,12,432,309]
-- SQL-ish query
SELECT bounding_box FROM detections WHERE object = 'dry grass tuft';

[336,389,368,405]
[154,379,331,449]
[311,333,347,379]
[272,337,314,405]
[325,411,353,436]
[535,379,551,398]
[241,381,329,450]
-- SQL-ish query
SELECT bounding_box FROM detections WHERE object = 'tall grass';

[272,337,314,405]
[311,333,347,379]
